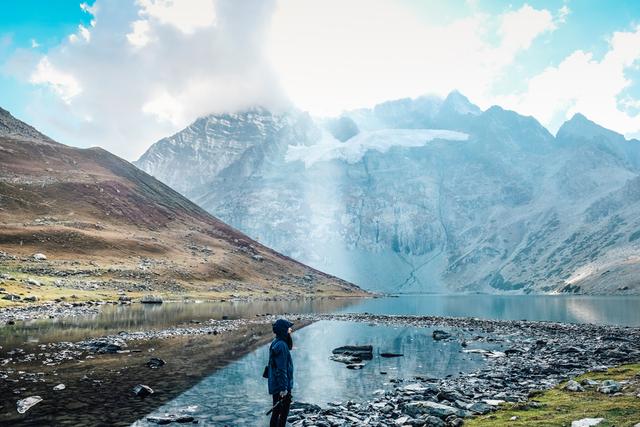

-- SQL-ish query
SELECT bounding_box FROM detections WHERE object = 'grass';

[466,364,640,427]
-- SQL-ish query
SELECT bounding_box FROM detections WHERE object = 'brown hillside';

[0,108,364,304]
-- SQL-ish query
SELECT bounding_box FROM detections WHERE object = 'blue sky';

[1,0,639,160]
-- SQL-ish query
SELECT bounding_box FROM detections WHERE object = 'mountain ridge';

[134,92,640,295]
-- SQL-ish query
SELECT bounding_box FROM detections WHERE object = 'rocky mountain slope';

[0,108,362,304]
[135,92,640,294]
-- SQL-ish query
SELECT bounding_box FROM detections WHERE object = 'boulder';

[26,278,41,286]
[32,253,47,261]
[24,296,38,302]
[2,294,20,301]
[468,401,494,414]
[53,384,66,391]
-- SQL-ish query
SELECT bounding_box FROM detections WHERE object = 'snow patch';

[285,129,469,167]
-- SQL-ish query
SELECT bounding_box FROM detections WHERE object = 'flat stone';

[571,418,604,427]
[17,396,42,414]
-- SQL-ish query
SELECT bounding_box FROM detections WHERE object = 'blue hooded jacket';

[267,319,294,395]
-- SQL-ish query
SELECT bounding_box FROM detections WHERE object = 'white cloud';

[29,57,82,103]
[136,0,216,34]
[498,25,640,137]
[127,19,151,47]
[30,39,40,49]
[19,0,287,160]
[557,5,570,24]
[267,1,559,115]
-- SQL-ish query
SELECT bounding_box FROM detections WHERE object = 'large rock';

[32,253,47,261]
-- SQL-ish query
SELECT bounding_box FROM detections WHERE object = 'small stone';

[564,380,584,392]
[597,380,621,394]
[432,330,451,341]
[133,384,154,398]
[53,383,65,391]
[32,253,47,261]
[26,278,41,286]
[146,357,166,369]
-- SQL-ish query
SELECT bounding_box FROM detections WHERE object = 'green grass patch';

[466,364,640,427]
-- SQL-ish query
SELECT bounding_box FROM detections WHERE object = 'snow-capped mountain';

[134,92,640,294]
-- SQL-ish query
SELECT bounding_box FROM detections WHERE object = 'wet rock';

[432,330,451,341]
[133,384,154,398]
[571,418,604,427]
[597,380,621,394]
[17,396,42,414]
[346,362,366,370]
[146,357,166,369]
[381,352,404,358]
[118,295,131,302]
[147,415,194,424]
[53,383,66,391]
[564,380,584,392]
[332,345,373,360]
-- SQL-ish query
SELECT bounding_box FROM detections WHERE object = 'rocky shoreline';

[2,309,640,426]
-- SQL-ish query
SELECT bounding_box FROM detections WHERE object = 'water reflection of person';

[267,319,294,427]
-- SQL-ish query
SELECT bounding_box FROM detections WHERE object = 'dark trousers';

[270,392,291,427]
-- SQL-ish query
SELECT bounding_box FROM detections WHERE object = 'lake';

[133,320,492,426]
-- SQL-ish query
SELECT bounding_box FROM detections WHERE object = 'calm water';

[342,294,640,326]
[134,320,491,426]
[3,294,640,350]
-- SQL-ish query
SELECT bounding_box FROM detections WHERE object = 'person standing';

[267,318,294,427]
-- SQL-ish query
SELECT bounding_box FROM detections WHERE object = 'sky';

[0,0,639,160]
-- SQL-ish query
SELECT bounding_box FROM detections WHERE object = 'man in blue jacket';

[267,318,294,427]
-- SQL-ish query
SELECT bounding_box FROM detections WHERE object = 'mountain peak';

[0,107,55,143]
[557,113,624,141]
[441,90,482,116]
